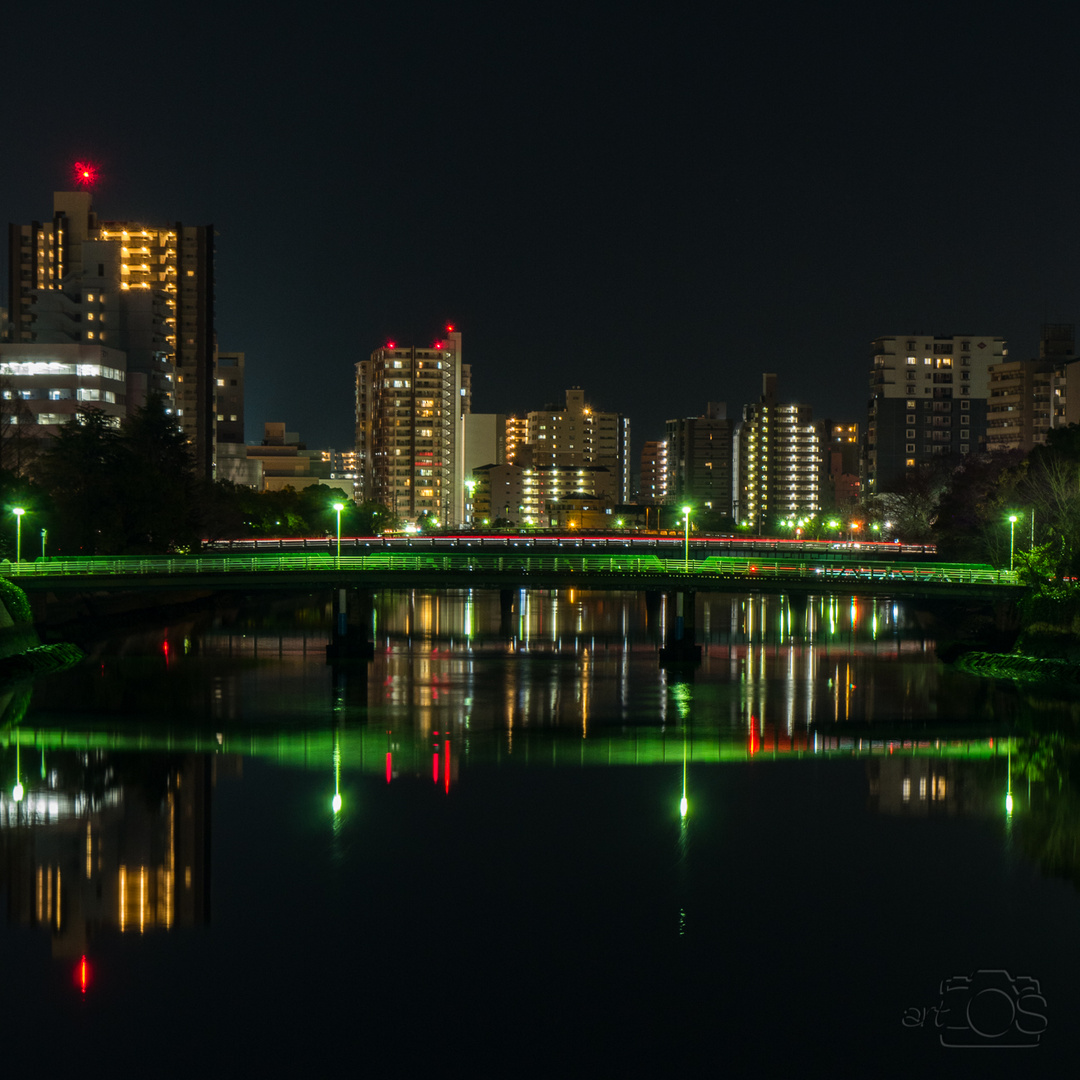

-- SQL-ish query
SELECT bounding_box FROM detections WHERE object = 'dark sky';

[3,1,1079,451]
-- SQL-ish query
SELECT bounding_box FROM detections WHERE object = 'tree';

[31,408,124,554]
[117,395,200,552]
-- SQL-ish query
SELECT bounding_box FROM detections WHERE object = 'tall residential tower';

[355,327,471,525]
[7,190,216,476]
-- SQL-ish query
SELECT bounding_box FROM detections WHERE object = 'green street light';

[12,507,25,564]
[1009,513,1018,572]
[682,506,692,571]
[333,502,345,566]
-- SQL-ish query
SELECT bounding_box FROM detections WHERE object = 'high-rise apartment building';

[505,388,631,504]
[639,440,668,504]
[864,334,1005,492]
[7,190,215,476]
[355,328,471,525]
[664,402,733,515]
[734,374,823,530]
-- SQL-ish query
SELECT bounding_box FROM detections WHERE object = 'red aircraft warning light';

[73,161,98,188]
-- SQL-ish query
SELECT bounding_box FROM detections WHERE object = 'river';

[1,588,1077,1077]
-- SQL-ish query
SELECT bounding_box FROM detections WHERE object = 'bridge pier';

[659,590,702,666]
[499,588,517,640]
[326,586,375,662]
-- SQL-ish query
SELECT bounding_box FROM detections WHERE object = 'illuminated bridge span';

[5,551,1020,598]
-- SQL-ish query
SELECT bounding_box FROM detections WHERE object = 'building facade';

[639,440,668,504]
[985,325,1076,454]
[505,388,631,504]
[734,374,823,530]
[864,334,1005,493]
[664,402,733,515]
[355,328,471,526]
[0,342,127,470]
[7,190,215,476]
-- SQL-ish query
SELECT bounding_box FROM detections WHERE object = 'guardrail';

[0,553,1022,586]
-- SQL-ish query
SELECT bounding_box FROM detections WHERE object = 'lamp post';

[1009,513,1018,572]
[41,528,47,560]
[12,507,25,564]
[682,506,691,571]
[333,502,345,567]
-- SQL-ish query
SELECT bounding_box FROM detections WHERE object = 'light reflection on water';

[2,589,1079,1071]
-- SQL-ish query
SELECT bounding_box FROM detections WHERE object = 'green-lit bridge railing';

[1,552,1022,587]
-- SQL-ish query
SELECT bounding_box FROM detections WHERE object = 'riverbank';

[952,649,1080,690]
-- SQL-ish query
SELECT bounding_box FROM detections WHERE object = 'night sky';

[3,1,1078,452]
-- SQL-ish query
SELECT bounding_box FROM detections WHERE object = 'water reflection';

[3,587,1080,974]
[0,751,212,958]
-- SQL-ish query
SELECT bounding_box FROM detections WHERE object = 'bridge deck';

[4,552,1022,599]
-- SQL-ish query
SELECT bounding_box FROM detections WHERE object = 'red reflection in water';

[444,740,450,793]
[386,752,392,784]
[78,955,89,993]
[432,753,439,783]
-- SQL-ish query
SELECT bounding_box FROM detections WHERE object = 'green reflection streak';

[1,726,1012,773]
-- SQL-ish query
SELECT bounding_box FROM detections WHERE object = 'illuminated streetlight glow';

[333,502,345,565]
[682,505,691,571]
[1008,513,1018,572]
[12,507,25,564]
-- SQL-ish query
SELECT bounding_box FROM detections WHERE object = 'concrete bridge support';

[499,588,517,640]
[659,589,702,666]
[326,586,376,662]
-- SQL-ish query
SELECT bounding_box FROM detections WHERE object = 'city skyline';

[2,3,1079,452]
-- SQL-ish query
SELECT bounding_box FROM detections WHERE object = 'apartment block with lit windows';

[664,402,733,515]
[505,387,631,504]
[985,325,1078,454]
[734,374,823,531]
[7,190,215,476]
[639,440,668,504]
[864,334,1004,493]
[355,328,471,525]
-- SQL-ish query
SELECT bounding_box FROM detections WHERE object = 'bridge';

[4,550,1021,599]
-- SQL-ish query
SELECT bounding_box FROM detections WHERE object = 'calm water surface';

[2,589,1077,1077]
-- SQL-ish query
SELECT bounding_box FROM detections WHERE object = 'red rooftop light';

[386,341,395,349]
[446,324,455,332]
[73,161,98,188]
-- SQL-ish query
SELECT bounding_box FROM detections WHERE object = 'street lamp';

[41,528,47,560]
[682,505,692,571]
[12,507,25,564]
[1009,513,1018,572]
[333,502,345,566]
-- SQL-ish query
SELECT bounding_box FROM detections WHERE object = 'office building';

[355,327,471,525]
[7,189,215,476]
[0,342,127,470]
[864,334,1005,492]
[734,374,823,530]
